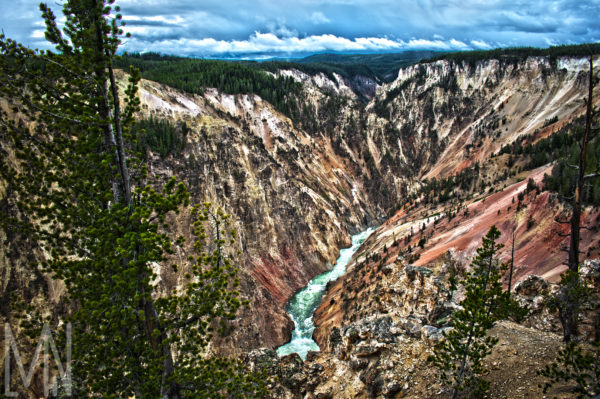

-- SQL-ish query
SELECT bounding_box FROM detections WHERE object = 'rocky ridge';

[314,54,600,351]
[366,56,598,179]
[250,259,599,398]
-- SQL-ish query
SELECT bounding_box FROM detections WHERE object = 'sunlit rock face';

[2,52,598,362]
[313,54,600,352]
[130,73,384,354]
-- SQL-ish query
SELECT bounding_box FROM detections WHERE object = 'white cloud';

[449,39,469,49]
[122,31,486,56]
[470,39,492,49]
[310,11,331,24]
[145,15,185,24]
[396,38,474,51]
[3,0,600,58]
[31,29,45,39]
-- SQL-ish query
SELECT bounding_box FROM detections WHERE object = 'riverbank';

[276,228,375,359]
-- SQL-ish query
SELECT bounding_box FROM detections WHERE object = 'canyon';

[313,55,600,348]
[127,53,599,356]
[1,50,599,397]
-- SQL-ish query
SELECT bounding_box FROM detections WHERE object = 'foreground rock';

[251,319,574,398]
[254,257,599,398]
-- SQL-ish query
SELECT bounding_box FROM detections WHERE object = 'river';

[276,227,375,360]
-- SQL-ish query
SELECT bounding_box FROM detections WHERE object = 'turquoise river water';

[276,228,375,360]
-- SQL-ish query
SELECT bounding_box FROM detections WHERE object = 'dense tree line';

[498,119,600,205]
[298,51,442,82]
[132,116,189,158]
[115,53,303,118]
[424,43,600,68]
[115,52,432,120]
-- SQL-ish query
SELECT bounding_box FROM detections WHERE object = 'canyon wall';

[2,54,598,362]
[365,56,596,180]
[313,55,600,348]
[120,71,388,353]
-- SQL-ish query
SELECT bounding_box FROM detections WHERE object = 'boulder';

[514,275,548,298]
[349,355,369,370]
[354,343,383,358]
[421,325,439,342]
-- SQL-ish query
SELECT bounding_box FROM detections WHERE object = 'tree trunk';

[92,4,124,205]
[563,56,594,342]
[92,0,176,391]
[453,327,476,399]
[568,56,594,272]
[142,295,180,399]
[107,62,132,206]
[508,227,515,296]
[558,303,578,343]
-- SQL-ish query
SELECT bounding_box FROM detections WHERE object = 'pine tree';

[540,272,598,398]
[539,340,600,398]
[0,0,265,397]
[428,226,514,398]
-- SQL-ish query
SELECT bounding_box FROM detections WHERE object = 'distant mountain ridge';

[296,51,443,82]
[116,50,445,102]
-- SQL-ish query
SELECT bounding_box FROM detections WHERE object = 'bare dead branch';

[555,215,572,224]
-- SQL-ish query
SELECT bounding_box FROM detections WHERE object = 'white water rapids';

[276,228,375,360]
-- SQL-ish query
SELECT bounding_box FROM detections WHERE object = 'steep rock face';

[129,72,383,353]
[367,56,598,180]
[313,54,600,352]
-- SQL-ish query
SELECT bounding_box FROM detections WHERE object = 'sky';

[1,0,599,59]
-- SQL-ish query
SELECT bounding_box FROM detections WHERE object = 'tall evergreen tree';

[428,226,514,398]
[0,0,265,397]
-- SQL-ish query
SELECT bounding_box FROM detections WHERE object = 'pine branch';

[583,172,600,180]
[2,78,90,125]
[42,56,99,86]
[566,162,580,170]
